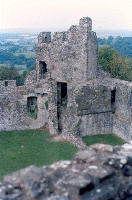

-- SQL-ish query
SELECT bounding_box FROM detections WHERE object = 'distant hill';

[0,28,132,38]
[95,29,132,39]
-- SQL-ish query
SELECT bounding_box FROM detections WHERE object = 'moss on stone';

[45,100,49,110]
[76,119,82,127]
[104,98,109,107]
[8,106,11,111]
[72,52,76,59]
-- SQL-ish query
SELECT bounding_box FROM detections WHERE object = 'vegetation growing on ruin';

[45,100,49,110]
[0,130,78,178]
[29,107,38,119]
[82,133,126,146]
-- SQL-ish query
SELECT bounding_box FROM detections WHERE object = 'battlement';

[0,17,131,143]
[0,80,16,93]
[38,32,51,44]
[79,17,92,30]
[53,31,67,42]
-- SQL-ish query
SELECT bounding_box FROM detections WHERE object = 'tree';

[0,66,20,81]
[98,46,132,81]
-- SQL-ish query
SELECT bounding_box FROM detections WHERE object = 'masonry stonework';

[0,17,132,141]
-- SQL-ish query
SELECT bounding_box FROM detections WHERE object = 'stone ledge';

[1,143,132,199]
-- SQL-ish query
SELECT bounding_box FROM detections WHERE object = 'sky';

[0,0,132,31]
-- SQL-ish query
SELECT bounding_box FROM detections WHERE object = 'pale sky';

[0,0,132,31]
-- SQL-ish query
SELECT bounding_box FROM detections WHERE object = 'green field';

[0,64,10,67]
[82,133,126,146]
[14,52,35,58]
[0,130,78,178]
[14,64,27,74]
[0,130,126,179]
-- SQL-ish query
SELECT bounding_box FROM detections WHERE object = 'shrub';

[30,107,38,119]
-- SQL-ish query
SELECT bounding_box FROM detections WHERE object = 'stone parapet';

[2,143,132,199]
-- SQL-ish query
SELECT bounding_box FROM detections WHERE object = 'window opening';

[39,61,47,78]
[5,81,8,87]
[111,89,116,105]
[111,89,116,114]
[27,96,38,119]
[130,92,132,106]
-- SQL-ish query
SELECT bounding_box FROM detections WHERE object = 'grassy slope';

[0,130,78,177]
[82,133,126,146]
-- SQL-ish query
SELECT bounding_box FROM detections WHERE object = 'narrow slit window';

[111,89,116,105]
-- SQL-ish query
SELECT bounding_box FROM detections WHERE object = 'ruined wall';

[0,80,29,130]
[89,77,132,141]
[0,79,49,131]
[61,83,113,137]
[2,143,132,199]
[0,17,132,140]
[113,81,132,140]
[35,17,98,84]
[35,17,98,135]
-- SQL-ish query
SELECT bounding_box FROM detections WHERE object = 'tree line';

[98,36,132,58]
[98,46,132,81]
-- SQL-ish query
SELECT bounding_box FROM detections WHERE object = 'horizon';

[0,28,132,39]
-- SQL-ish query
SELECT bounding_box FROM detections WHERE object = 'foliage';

[45,100,49,110]
[30,107,38,119]
[0,63,36,86]
[98,46,132,81]
[0,130,77,178]
[76,119,82,127]
[82,133,126,146]
[98,36,132,58]
[0,66,20,81]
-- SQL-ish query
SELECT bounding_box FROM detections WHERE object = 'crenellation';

[38,32,51,44]
[79,17,92,30]
[0,17,131,141]
[53,31,68,42]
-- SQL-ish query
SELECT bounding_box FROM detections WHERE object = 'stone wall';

[0,17,131,141]
[36,17,98,84]
[112,80,132,140]
[1,143,132,199]
[0,78,49,131]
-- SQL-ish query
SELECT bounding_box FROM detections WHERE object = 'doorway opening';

[57,82,67,132]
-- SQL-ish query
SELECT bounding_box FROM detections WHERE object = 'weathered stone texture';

[2,143,132,199]
[0,17,131,141]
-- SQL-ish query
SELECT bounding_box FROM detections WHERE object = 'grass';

[82,133,126,146]
[0,130,78,178]
[14,52,35,58]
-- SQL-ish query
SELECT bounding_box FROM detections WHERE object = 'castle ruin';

[0,17,132,141]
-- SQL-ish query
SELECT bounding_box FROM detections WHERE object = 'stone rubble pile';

[1,142,132,199]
